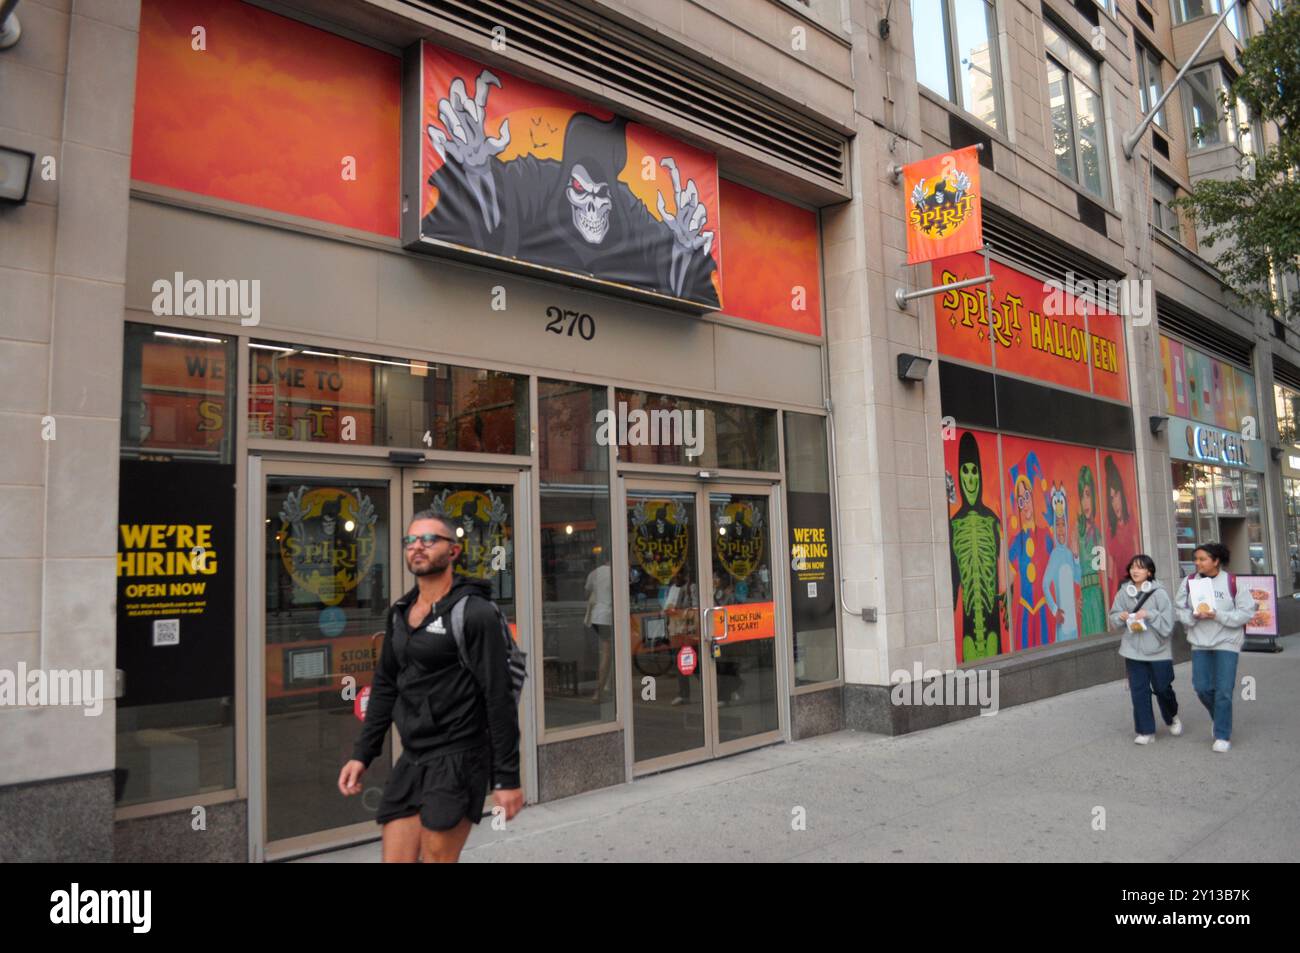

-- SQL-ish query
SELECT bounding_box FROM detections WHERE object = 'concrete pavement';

[296,635,1300,863]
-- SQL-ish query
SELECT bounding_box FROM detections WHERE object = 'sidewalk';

[297,636,1300,863]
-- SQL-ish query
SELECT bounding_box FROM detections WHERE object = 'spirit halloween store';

[115,0,843,861]
[935,248,1143,663]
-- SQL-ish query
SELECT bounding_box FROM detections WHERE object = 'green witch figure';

[949,432,1005,660]
[1076,465,1107,635]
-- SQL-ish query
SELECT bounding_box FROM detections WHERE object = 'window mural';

[945,428,1142,662]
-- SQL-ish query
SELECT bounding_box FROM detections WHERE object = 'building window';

[1276,383,1300,445]
[245,342,529,454]
[538,380,616,732]
[1136,44,1167,130]
[912,0,1005,132]
[1184,65,1227,149]
[117,324,238,806]
[1152,172,1181,240]
[1044,21,1109,199]
[613,390,779,471]
[1283,477,1300,590]
[784,412,839,685]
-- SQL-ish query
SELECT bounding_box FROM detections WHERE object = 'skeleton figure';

[423,70,718,304]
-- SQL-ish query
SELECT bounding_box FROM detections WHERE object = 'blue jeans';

[1125,659,1178,736]
[1191,649,1239,741]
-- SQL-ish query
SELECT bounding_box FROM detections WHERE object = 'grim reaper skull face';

[566,164,612,244]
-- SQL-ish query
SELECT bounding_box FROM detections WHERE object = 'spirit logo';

[714,501,764,580]
[630,498,689,584]
[429,488,510,580]
[278,486,378,606]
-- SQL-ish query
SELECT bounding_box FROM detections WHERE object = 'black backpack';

[449,596,527,706]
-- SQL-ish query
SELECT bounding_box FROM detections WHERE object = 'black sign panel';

[116,460,235,707]
[787,490,836,634]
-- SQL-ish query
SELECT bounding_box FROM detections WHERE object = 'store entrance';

[251,458,527,860]
[623,479,784,774]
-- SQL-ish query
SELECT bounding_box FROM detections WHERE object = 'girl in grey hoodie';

[1109,554,1180,744]
[1174,542,1256,751]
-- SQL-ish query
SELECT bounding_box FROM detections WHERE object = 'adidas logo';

[426,617,446,634]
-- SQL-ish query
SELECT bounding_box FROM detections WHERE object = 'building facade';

[0,0,1293,862]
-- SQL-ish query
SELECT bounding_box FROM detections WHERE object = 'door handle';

[708,606,729,642]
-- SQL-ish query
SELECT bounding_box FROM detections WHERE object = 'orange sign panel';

[904,146,983,264]
[713,602,776,644]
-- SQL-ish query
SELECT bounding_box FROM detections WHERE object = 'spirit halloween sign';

[932,253,1128,401]
[904,146,983,264]
[630,498,690,585]
[414,42,722,308]
[116,460,235,707]
[713,501,764,580]
[425,488,512,580]
[277,486,380,606]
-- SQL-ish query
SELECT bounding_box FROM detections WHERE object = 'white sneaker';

[1169,717,1184,736]
[1134,734,1155,745]
[671,696,687,707]
[1212,739,1231,752]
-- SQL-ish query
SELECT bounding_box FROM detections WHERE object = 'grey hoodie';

[1108,580,1175,661]
[1174,571,1256,653]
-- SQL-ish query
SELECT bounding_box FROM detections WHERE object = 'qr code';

[153,619,180,646]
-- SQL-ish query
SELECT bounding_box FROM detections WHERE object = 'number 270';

[545,307,595,340]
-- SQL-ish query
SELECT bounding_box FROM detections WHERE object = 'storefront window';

[614,390,778,471]
[784,413,839,685]
[116,324,237,805]
[1283,478,1300,590]
[538,381,616,731]
[246,342,529,454]
[1170,461,1268,576]
[1276,383,1300,445]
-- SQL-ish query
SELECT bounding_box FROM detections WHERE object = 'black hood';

[446,574,494,607]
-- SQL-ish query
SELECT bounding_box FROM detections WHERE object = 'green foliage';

[1175,1,1300,323]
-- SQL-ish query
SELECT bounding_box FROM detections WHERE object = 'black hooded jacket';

[351,577,520,789]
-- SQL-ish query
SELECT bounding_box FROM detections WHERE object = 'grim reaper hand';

[656,158,715,299]
[427,71,511,233]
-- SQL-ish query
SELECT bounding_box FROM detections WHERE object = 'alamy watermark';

[595,401,705,458]
[890,662,999,715]
[151,271,260,326]
[0,664,105,716]
[1042,271,1153,326]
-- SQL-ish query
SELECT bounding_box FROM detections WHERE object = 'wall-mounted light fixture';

[0,145,34,205]
[1149,415,1169,437]
[897,353,932,382]
[0,0,20,51]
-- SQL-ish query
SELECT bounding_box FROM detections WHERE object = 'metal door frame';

[248,454,534,862]
[619,476,788,779]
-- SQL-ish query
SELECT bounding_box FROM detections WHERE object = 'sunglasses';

[402,533,456,548]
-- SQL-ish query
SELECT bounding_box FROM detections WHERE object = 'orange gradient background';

[132,0,401,236]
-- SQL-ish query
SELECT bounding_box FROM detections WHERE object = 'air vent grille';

[1157,295,1254,369]
[401,0,848,188]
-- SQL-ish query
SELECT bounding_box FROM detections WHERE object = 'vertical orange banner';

[904,146,983,264]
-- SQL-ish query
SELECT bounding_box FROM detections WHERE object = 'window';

[784,412,839,686]
[117,324,238,806]
[1152,173,1181,240]
[1172,0,1245,38]
[614,390,779,471]
[1044,22,1110,199]
[1136,44,1167,130]
[538,380,616,732]
[911,0,1005,132]
[1184,65,1227,148]
[245,342,529,453]
[1276,383,1300,445]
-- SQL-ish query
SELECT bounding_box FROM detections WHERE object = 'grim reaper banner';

[410,42,723,310]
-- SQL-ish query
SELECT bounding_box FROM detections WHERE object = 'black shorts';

[375,747,490,831]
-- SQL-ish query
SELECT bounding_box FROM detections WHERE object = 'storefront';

[1271,371,1300,590]
[114,0,844,860]
[934,240,1143,662]
[1160,334,1268,577]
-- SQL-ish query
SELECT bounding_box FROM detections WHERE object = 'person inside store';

[337,510,522,861]
[1109,554,1180,745]
[1173,542,1257,752]
[585,558,614,702]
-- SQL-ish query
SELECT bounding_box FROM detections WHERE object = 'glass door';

[402,468,529,808]
[624,480,783,774]
[707,487,782,753]
[259,462,399,855]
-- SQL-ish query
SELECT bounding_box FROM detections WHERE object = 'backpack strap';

[449,596,477,686]
[1132,587,1156,613]
[1227,573,1236,599]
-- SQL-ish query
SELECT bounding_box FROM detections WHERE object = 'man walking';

[338,510,522,862]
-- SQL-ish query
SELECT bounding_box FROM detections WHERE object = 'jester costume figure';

[949,433,1004,660]
[1007,452,1050,650]
[1043,482,1081,642]
[1076,466,1107,635]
